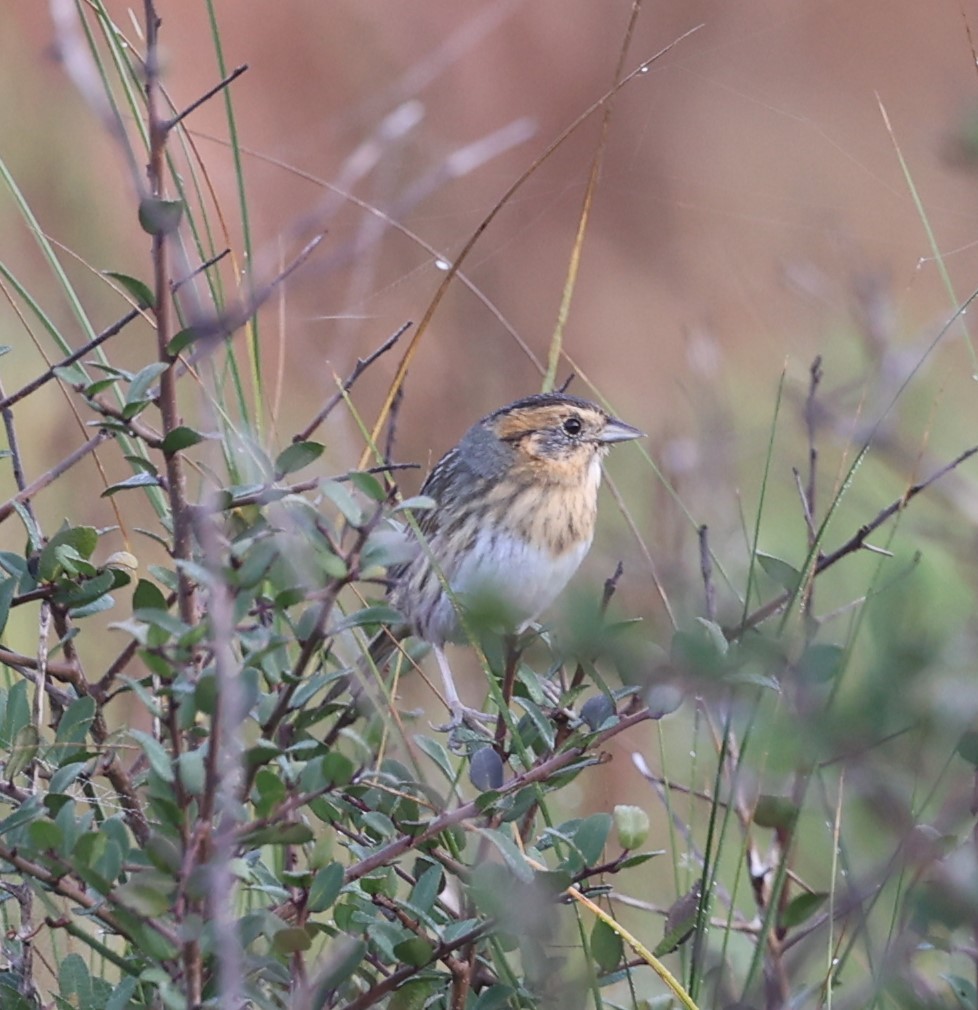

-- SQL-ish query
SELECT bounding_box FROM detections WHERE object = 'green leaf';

[580,693,614,731]
[243,823,314,846]
[619,851,664,869]
[113,869,174,916]
[469,746,504,791]
[253,767,287,818]
[312,938,367,995]
[126,362,169,406]
[797,643,844,684]
[38,525,98,580]
[0,796,43,838]
[515,696,555,750]
[102,472,162,496]
[347,470,387,500]
[133,579,167,611]
[0,577,15,635]
[413,734,456,783]
[167,327,199,356]
[276,441,325,477]
[28,817,63,851]
[161,426,206,453]
[130,729,174,783]
[320,480,363,525]
[51,696,96,760]
[780,891,827,929]
[59,953,93,1010]
[273,927,313,954]
[6,725,39,779]
[753,794,798,830]
[590,919,623,973]
[408,864,443,915]
[104,270,154,308]
[574,813,613,866]
[944,973,978,1010]
[671,619,728,677]
[394,495,435,514]
[71,593,116,619]
[472,986,517,1010]
[54,569,114,608]
[322,751,355,787]
[105,978,139,1010]
[390,981,439,1010]
[331,605,401,633]
[1,680,30,749]
[308,862,345,912]
[655,882,701,956]
[756,552,802,593]
[477,828,534,883]
[50,761,87,794]
[0,552,27,579]
[138,197,184,236]
[959,732,978,766]
[176,748,206,795]
[393,937,434,967]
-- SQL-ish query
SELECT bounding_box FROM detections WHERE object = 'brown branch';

[344,707,651,884]
[83,392,165,449]
[0,308,142,414]
[0,430,114,524]
[0,841,180,951]
[143,3,195,631]
[337,921,489,1010]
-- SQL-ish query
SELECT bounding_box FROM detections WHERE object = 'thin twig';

[164,65,248,130]
[84,393,165,448]
[601,561,624,614]
[729,443,978,638]
[171,247,232,294]
[0,430,114,524]
[0,842,181,950]
[182,233,327,364]
[804,356,822,543]
[294,321,412,443]
[0,308,141,413]
[344,707,651,884]
[698,525,716,623]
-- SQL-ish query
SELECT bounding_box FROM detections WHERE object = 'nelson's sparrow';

[371,392,642,729]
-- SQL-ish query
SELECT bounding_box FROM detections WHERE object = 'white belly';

[426,528,591,645]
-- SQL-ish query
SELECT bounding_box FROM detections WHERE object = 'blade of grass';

[542,0,645,393]
[358,25,704,470]
[877,94,976,374]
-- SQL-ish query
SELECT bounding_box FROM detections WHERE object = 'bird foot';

[432,702,494,733]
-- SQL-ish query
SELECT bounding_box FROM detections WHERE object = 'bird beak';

[598,417,644,444]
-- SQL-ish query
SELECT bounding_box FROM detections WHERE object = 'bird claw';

[432,703,494,733]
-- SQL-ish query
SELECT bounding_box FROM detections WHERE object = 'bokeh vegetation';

[3,3,978,1010]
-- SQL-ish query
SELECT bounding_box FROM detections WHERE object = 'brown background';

[4,1,978,742]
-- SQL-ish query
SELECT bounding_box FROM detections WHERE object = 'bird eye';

[562,416,583,436]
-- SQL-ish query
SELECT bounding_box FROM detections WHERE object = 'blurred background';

[5,3,978,995]
[6,0,978,762]
[5,1,978,537]
[4,6,978,676]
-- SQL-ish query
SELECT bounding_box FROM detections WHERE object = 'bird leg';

[432,645,493,731]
